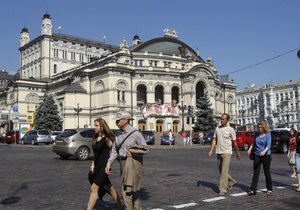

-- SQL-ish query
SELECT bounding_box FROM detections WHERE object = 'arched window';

[54,64,57,74]
[155,85,164,104]
[171,86,179,103]
[137,84,147,105]
[196,82,205,100]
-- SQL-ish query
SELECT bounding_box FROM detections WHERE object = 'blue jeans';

[295,153,300,174]
[250,154,272,192]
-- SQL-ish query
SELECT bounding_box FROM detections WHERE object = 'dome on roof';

[21,27,28,33]
[59,83,87,94]
[43,13,51,19]
[132,37,204,62]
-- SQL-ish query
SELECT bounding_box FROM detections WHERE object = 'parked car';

[4,130,20,144]
[160,133,175,145]
[25,130,52,145]
[19,131,29,144]
[271,129,290,153]
[141,130,155,145]
[203,132,214,145]
[50,131,62,143]
[52,128,95,161]
[235,131,255,150]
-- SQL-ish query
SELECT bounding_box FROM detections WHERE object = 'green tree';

[193,92,218,132]
[34,94,62,131]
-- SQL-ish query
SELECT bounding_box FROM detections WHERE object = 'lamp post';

[74,103,82,129]
[178,98,187,130]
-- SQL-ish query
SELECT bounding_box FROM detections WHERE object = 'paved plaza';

[0,143,299,210]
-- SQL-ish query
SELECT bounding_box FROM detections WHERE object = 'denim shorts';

[295,153,300,174]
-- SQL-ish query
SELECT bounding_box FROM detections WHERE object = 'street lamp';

[178,98,187,130]
[74,103,82,129]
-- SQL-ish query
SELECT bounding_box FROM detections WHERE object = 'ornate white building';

[0,13,236,134]
[236,81,300,130]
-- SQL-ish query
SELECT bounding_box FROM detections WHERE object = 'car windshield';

[6,131,16,135]
[51,132,61,135]
[142,131,153,135]
[39,131,50,135]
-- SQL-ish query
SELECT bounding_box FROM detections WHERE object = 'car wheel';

[243,142,249,151]
[46,143,49,145]
[76,147,90,161]
[59,154,69,160]
[281,143,288,154]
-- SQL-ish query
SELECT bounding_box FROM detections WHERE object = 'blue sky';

[0,0,299,90]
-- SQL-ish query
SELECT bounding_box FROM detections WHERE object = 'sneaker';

[291,173,296,178]
[218,192,227,196]
[266,190,272,195]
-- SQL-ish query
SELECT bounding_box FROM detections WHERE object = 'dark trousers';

[250,154,273,192]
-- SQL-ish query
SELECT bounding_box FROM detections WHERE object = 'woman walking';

[247,121,273,196]
[295,134,300,192]
[87,117,123,210]
[287,128,297,178]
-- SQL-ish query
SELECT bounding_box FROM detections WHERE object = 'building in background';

[0,13,236,134]
[236,81,300,130]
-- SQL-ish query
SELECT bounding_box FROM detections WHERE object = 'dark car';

[235,131,255,150]
[141,130,155,145]
[203,132,214,144]
[271,129,290,153]
[160,134,175,145]
[4,130,20,144]
[52,128,95,160]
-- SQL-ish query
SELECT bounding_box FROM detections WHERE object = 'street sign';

[13,106,18,112]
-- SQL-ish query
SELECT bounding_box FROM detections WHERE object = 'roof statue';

[163,28,178,38]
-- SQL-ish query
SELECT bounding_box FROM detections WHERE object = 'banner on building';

[141,102,179,118]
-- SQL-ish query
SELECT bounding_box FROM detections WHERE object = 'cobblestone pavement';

[0,143,299,210]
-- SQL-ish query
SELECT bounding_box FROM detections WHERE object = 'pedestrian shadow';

[197,181,249,193]
[1,183,28,206]
[139,188,152,200]
[197,180,219,193]
[94,188,151,209]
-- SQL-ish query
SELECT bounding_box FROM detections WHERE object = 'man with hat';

[105,110,149,210]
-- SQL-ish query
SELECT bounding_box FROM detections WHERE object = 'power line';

[226,46,300,76]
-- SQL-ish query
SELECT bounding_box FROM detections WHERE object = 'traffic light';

[186,117,190,124]
[191,117,195,124]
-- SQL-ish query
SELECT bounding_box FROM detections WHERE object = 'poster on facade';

[19,123,31,140]
[141,102,179,118]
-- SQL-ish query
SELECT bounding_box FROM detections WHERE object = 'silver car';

[52,128,95,161]
[25,130,52,145]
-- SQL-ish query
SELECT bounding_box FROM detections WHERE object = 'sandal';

[247,190,256,196]
[266,190,272,195]
[296,189,300,192]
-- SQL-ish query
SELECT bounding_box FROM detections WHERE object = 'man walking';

[208,113,241,196]
[105,111,149,210]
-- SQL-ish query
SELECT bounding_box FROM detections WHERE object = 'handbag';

[249,146,255,160]
[288,151,296,165]
[249,133,258,160]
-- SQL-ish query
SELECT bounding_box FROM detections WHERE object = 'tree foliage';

[34,94,62,131]
[193,92,218,132]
